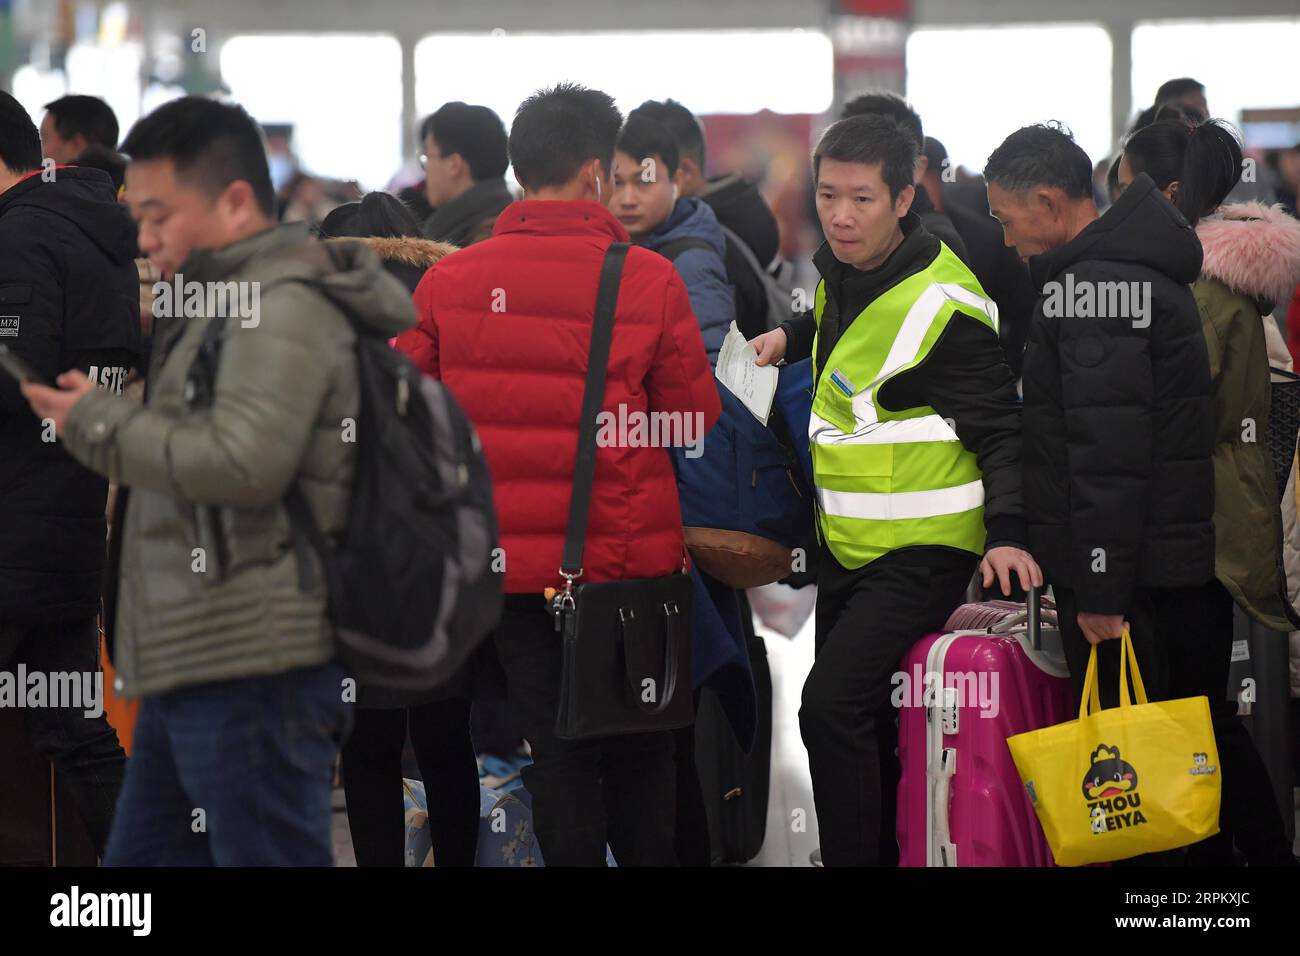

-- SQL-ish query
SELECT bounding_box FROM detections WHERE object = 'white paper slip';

[715,321,778,425]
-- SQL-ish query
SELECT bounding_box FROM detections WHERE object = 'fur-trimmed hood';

[333,235,457,268]
[1196,202,1300,309]
[327,235,457,295]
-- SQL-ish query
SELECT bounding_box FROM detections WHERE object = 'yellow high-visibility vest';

[810,242,998,569]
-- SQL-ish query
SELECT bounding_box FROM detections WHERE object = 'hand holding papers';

[715,322,778,425]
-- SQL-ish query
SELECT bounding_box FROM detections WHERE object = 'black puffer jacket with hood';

[1021,172,1214,614]
[0,166,141,623]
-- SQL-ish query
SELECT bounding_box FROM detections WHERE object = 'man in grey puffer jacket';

[23,97,415,866]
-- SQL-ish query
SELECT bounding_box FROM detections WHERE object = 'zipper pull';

[396,368,411,416]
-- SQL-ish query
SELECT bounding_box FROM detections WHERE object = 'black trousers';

[0,615,126,857]
[1055,579,1293,866]
[0,621,126,858]
[340,697,480,867]
[494,596,678,866]
[800,548,976,867]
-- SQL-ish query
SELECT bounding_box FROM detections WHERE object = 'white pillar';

[401,31,417,162]
[1107,17,1134,155]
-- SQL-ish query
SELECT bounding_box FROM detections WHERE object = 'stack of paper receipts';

[714,322,778,425]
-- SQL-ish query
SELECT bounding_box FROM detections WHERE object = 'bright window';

[65,41,144,137]
[12,65,68,129]
[1131,18,1300,140]
[15,44,144,149]
[414,30,835,124]
[221,35,403,191]
[906,24,1113,172]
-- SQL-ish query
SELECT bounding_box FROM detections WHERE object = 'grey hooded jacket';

[62,224,415,697]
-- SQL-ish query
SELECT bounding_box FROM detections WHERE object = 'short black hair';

[1154,77,1204,106]
[0,92,43,172]
[983,122,1093,199]
[616,114,680,181]
[43,94,120,151]
[319,191,422,240]
[120,97,276,217]
[1105,154,1121,204]
[841,92,923,146]
[419,102,508,181]
[923,136,947,173]
[74,144,127,191]
[813,113,918,201]
[508,83,622,191]
[631,99,705,170]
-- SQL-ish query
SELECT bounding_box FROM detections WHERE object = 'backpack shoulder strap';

[718,223,769,276]
[657,237,714,263]
[719,224,789,331]
[276,244,364,595]
[178,240,359,594]
[186,240,351,409]
[285,485,336,594]
[183,311,230,412]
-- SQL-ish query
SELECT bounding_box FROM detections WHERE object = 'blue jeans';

[104,661,350,866]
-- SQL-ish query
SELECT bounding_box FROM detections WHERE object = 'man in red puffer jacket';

[396,83,720,866]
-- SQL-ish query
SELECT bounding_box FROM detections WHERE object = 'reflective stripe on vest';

[809,241,997,569]
[818,479,985,521]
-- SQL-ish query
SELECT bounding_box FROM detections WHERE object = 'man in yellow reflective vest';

[752,113,1042,866]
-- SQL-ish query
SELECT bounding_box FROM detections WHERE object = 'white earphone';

[595,175,602,203]
[672,183,680,201]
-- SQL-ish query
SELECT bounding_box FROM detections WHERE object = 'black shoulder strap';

[559,243,630,579]
[184,313,228,410]
[719,224,763,273]
[657,237,713,263]
[285,485,335,594]
[183,243,352,595]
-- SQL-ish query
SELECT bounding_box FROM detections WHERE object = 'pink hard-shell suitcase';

[897,590,1073,866]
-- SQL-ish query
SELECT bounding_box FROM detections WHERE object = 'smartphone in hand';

[0,345,52,388]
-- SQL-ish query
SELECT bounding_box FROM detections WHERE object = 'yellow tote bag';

[1007,629,1221,866]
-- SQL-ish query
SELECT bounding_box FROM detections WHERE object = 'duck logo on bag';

[1081,744,1148,834]
[1188,751,1218,776]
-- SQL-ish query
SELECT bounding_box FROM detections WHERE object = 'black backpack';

[660,228,794,340]
[188,243,502,691]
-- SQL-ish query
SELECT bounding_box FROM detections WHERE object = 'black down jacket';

[0,167,141,623]
[1021,172,1214,614]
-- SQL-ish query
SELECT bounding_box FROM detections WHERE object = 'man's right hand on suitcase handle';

[980,546,1043,597]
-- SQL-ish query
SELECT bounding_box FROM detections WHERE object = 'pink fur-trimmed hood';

[1196,202,1300,307]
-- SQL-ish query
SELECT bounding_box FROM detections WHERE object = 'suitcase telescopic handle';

[1026,585,1041,651]
[987,585,1043,649]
